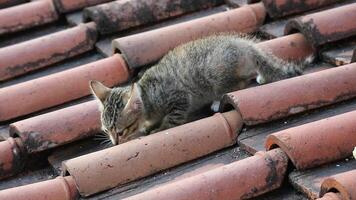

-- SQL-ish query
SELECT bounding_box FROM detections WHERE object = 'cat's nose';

[110,137,118,145]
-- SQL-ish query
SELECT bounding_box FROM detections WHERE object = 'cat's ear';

[89,80,111,103]
[124,83,142,112]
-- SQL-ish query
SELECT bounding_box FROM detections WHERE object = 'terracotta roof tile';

[0,54,129,121]
[62,111,241,196]
[0,0,59,36]
[0,23,97,81]
[0,101,100,179]
[262,0,340,18]
[112,3,266,68]
[285,3,356,47]
[0,0,116,35]
[320,170,356,200]
[0,137,23,180]
[318,192,344,200]
[237,88,355,154]
[222,63,356,125]
[0,176,78,200]
[83,0,225,34]
[123,148,288,200]
[0,0,355,199]
[9,101,101,153]
[289,160,355,199]
[266,110,356,170]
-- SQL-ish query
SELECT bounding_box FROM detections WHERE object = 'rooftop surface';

[0,0,355,200]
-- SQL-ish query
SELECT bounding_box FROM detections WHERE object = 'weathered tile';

[239,97,356,154]
[95,5,228,57]
[84,146,250,199]
[0,51,103,88]
[0,23,67,48]
[289,159,355,199]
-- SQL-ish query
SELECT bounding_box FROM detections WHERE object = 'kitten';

[90,35,310,145]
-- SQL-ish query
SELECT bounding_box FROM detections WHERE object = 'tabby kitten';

[90,35,310,145]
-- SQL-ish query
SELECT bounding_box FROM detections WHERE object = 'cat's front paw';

[256,74,266,84]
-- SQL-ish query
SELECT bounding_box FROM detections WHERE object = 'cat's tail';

[253,48,314,84]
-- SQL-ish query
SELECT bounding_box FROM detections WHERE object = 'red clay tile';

[0,176,78,200]
[285,3,356,46]
[262,0,339,18]
[123,148,288,200]
[0,22,97,81]
[0,137,24,180]
[320,170,356,200]
[266,110,356,170]
[289,159,355,199]
[0,0,59,36]
[221,63,356,125]
[62,111,242,196]
[83,0,224,34]
[257,33,314,60]
[318,193,343,200]
[53,0,113,13]
[9,100,101,153]
[0,54,129,121]
[112,2,266,68]
[0,0,26,9]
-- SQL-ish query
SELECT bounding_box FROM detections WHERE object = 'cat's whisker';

[95,132,107,136]
[94,137,106,141]
[100,138,110,144]
[94,133,109,139]
[94,135,108,139]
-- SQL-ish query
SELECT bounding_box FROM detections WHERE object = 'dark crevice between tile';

[0,0,28,9]
[48,138,109,174]
[249,180,308,200]
[0,165,57,191]
[81,145,250,199]
[224,0,259,8]
[320,37,356,66]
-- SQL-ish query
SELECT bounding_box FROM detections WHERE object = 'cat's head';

[89,80,145,145]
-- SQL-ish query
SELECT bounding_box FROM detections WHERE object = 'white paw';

[211,101,220,112]
[256,75,265,84]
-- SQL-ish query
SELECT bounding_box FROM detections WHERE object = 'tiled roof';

[0,0,355,200]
